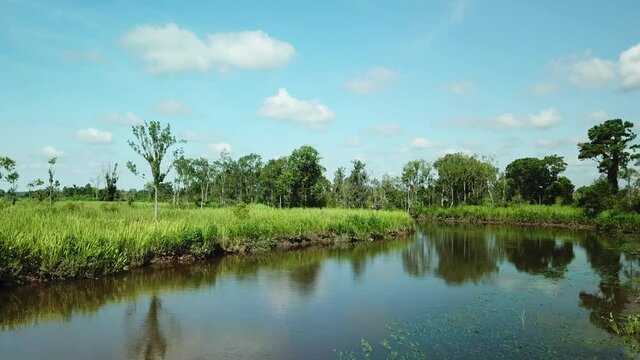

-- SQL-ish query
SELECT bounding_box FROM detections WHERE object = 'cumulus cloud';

[446,80,476,95]
[101,112,142,126]
[346,67,397,95]
[407,137,434,151]
[530,82,557,96]
[76,128,113,144]
[585,110,609,123]
[259,88,335,130]
[548,43,640,91]
[121,23,295,73]
[156,98,190,116]
[41,145,62,157]
[209,142,232,154]
[619,44,640,90]
[529,108,561,129]
[369,123,400,136]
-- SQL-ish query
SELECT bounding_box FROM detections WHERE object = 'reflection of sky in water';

[1,225,639,359]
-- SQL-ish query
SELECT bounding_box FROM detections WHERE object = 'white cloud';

[408,137,434,151]
[529,108,561,129]
[59,49,105,63]
[76,128,113,144]
[568,56,617,89]
[585,110,608,123]
[370,123,400,136]
[259,88,335,130]
[121,23,295,73]
[496,113,524,129]
[446,80,476,95]
[156,98,190,116]
[209,142,232,154]
[41,145,62,157]
[530,82,557,96]
[550,52,617,89]
[346,67,397,95]
[619,43,640,90]
[101,112,142,126]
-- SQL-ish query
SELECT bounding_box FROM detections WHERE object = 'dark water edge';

[2,224,640,359]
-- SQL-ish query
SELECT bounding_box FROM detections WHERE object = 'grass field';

[0,201,414,283]
[417,205,589,225]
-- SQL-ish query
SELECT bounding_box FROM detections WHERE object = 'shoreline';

[415,216,595,230]
[1,228,413,288]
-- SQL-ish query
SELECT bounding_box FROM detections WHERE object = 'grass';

[0,201,414,283]
[417,205,590,226]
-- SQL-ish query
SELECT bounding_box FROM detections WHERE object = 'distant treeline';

[2,118,639,217]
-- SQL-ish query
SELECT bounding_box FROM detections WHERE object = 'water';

[1,224,639,359]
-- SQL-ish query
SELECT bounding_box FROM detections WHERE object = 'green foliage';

[575,179,615,217]
[505,155,569,204]
[418,204,588,225]
[433,153,498,207]
[578,119,639,192]
[0,201,413,283]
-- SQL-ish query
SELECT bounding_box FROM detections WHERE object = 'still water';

[1,225,640,359]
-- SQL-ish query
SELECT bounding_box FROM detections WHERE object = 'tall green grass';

[0,201,414,283]
[418,205,589,226]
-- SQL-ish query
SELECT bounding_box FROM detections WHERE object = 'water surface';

[1,224,639,359]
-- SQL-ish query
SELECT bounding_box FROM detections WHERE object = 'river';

[1,224,639,359]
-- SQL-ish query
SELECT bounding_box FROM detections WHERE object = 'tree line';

[2,118,639,219]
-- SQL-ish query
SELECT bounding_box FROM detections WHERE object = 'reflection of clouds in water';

[258,266,328,316]
[163,330,286,359]
[495,273,562,295]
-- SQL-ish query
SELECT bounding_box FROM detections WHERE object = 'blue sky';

[1,0,639,189]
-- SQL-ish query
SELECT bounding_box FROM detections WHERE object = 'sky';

[1,0,639,190]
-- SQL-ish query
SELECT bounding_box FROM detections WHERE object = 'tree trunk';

[154,185,159,222]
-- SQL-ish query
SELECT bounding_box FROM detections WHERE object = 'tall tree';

[401,160,431,211]
[505,155,568,204]
[347,159,368,208]
[578,119,639,192]
[47,157,58,205]
[286,146,327,207]
[260,157,290,207]
[127,121,183,221]
[103,163,119,201]
[0,157,18,204]
[332,167,347,208]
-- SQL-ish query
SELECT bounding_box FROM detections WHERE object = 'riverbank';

[0,201,414,285]
[416,205,640,233]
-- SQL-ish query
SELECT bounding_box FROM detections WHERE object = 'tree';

[578,119,639,192]
[47,157,58,205]
[331,167,347,208]
[505,155,568,204]
[0,157,18,204]
[27,179,44,199]
[103,163,119,201]
[127,121,183,221]
[260,157,290,207]
[401,160,431,211]
[286,146,327,207]
[347,159,368,208]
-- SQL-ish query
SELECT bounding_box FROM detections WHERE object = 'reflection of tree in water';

[288,263,322,297]
[127,295,180,360]
[578,236,640,335]
[505,239,574,279]
[402,233,435,277]
[431,231,500,284]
